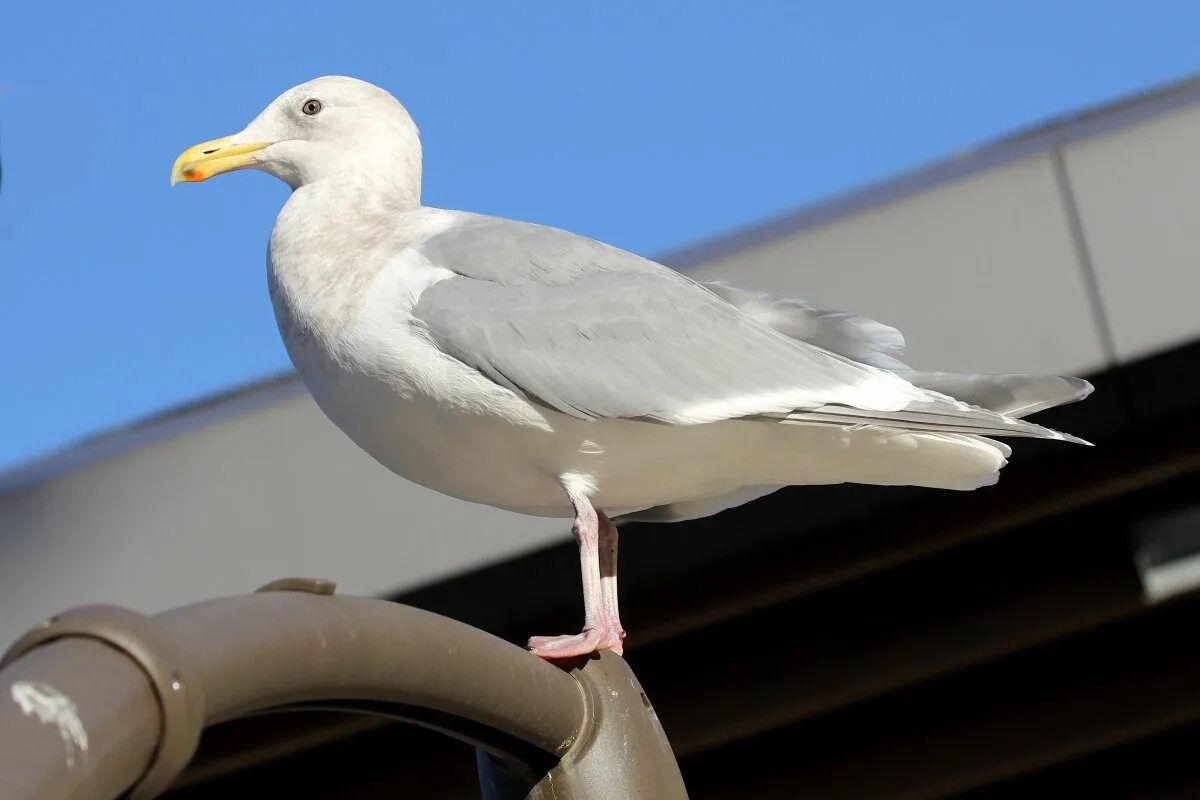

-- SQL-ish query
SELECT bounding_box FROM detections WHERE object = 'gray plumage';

[412,214,1087,441]
[701,280,909,370]
[706,277,1093,421]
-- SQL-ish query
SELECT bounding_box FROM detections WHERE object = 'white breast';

[265,195,839,520]
[268,199,574,512]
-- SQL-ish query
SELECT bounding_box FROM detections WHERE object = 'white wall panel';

[0,390,566,645]
[688,154,1108,376]
[1063,103,1200,362]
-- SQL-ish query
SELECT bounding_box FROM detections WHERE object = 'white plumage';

[173,76,1092,658]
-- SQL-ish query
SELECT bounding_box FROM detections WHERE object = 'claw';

[528,626,624,659]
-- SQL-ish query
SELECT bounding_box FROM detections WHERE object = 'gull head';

[171,76,422,197]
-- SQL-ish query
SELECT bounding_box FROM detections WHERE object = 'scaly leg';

[528,494,624,659]
[597,511,625,648]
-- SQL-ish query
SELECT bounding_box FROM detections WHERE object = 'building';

[6,75,1200,797]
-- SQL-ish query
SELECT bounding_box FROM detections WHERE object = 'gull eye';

[301,99,323,116]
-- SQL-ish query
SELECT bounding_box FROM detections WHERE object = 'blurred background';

[5,2,1200,797]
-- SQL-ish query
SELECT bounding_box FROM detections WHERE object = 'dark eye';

[301,99,323,116]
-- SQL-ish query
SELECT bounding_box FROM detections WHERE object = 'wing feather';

[409,212,1081,440]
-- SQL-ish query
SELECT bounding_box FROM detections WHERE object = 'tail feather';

[898,371,1093,418]
[782,406,1090,445]
[708,276,1092,445]
[779,376,1091,444]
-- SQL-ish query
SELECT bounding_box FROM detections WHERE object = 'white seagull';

[172,77,1091,659]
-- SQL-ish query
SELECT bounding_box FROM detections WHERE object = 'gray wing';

[412,214,921,424]
[702,280,1092,420]
[896,371,1093,419]
[411,213,1079,439]
[700,280,909,370]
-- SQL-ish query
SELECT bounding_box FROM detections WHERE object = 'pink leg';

[528,496,625,659]
[597,512,625,645]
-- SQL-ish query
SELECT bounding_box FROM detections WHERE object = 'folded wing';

[410,213,1082,440]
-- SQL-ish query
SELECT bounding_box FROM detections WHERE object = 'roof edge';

[660,71,1200,269]
[0,372,305,495]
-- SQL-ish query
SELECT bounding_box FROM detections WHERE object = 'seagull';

[172,76,1091,659]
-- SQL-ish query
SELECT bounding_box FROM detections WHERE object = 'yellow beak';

[170,136,270,185]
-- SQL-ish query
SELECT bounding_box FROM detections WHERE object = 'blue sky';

[2,1,1199,469]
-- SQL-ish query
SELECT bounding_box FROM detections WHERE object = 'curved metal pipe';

[161,592,584,756]
[0,587,585,799]
[0,637,162,800]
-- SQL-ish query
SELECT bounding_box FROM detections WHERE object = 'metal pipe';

[159,592,584,757]
[0,638,160,800]
[0,587,587,799]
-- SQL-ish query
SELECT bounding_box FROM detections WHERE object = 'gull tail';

[896,371,1094,419]
[707,278,1093,443]
[782,372,1093,444]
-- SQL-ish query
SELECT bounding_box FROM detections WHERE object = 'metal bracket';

[255,576,337,595]
[0,605,206,800]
